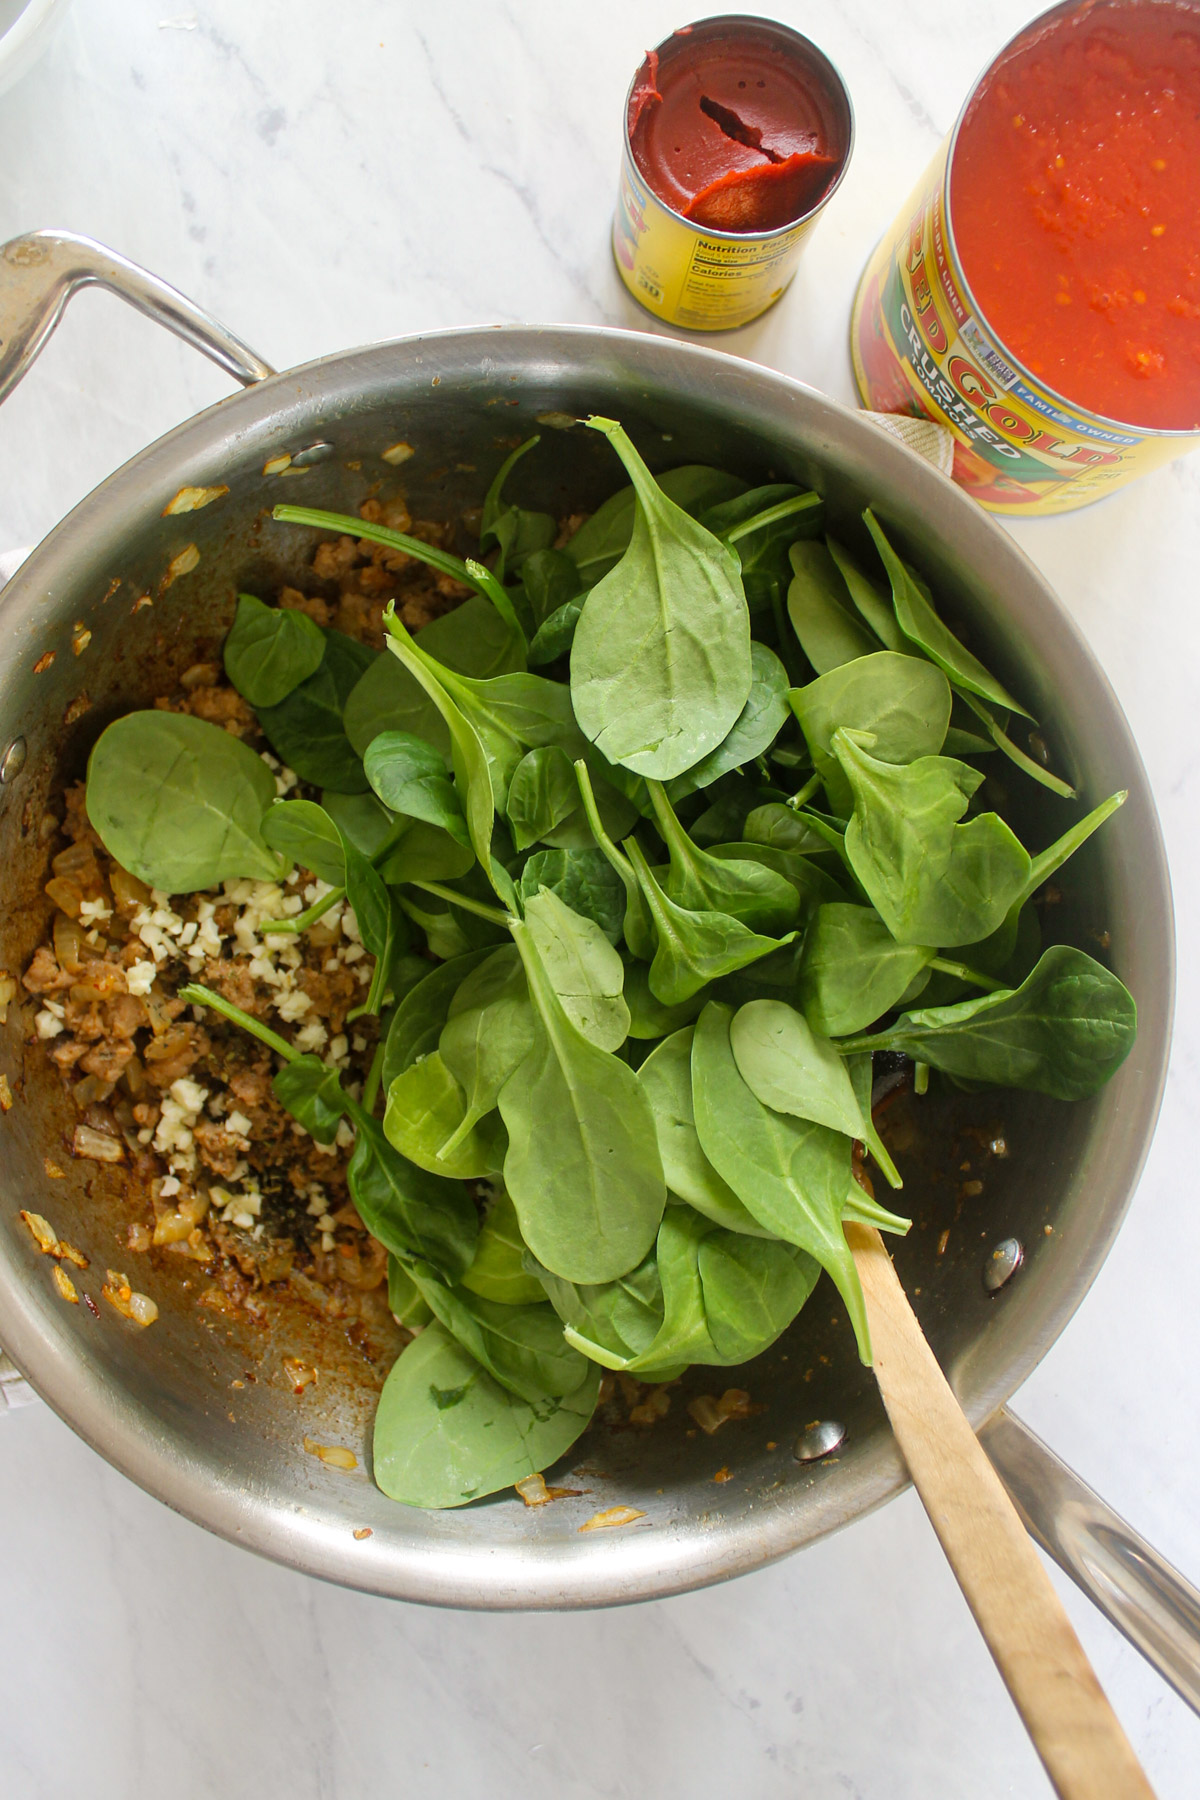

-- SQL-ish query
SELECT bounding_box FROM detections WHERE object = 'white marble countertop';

[2,2,1199,1795]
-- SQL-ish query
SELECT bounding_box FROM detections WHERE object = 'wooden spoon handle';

[846,1222,1156,1800]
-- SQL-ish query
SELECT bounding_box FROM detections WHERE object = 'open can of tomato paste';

[852,0,1200,514]
[614,16,854,332]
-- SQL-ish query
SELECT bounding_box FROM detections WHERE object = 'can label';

[614,143,818,333]
[850,139,1199,514]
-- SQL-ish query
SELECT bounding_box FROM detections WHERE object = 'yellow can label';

[613,143,818,333]
[850,139,1199,515]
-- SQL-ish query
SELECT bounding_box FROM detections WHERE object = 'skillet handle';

[983,1406,1200,1719]
[0,230,275,403]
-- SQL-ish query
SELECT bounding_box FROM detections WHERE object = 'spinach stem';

[465,557,528,657]
[261,886,343,936]
[363,1039,386,1114]
[929,957,1003,993]
[273,504,480,595]
[411,880,512,927]
[787,772,822,811]
[914,1061,930,1096]
[721,493,819,546]
[178,983,298,1063]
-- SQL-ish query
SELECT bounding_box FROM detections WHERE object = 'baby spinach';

[499,918,665,1284]
[506,746,579,851]
[697,1228,820,1363]
[835,730,1031,947]
[625,838,791,1006]
[343,837,409,1017]
[534,1248,667,1369]
[623,963,706,1040]
[790,652,952,817]
[570,418,752,781]
[573,762,656,960]
[564,463,748,588]
[257,629,376,793]
[840,944,1137,1100]
[461,1189,544,1306]
[826,537,907,652]
[348,1111,480,1279]
[519,847,625,945]
[706,485,822,616]
[528,597,584,667]
[787,542,881,673]
[384,1049,506,1180]
[864,511,1030,718]
[261,798,347,887]
[387,1254,434,1329]
[87,711,285,891]
[645,779,800,935]
[668,642,791,795]
[364,731,470,846]
[480,435,556,581]
[437,947,535,1154]
[524,886,630,1051]
[372,1322,600,1509]
[272,1055,347,1145]
[381,948,494,1091]
[522,547,582,628]
[638,1027,771,1236]
[402,1263,588,1403]
[691,1000,874,1362]
[730,999,868,1139]
[798,903,935,1037]
[223,592,326,708]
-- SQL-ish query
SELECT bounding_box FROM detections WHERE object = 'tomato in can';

[851,0,1200,514]
[614,16,853,332]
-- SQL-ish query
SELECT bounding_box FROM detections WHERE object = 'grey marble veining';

[1,3,1199,1796]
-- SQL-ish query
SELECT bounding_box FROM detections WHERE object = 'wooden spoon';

[845,1221,1156,1800]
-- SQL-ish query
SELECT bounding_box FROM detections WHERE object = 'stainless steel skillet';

[0,232,1195,1707]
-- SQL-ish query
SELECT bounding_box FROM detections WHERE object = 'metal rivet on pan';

[0,737,26,783]
[793,1420,845,1462]
[983,1237,1024,1294]
[290,441,335,467]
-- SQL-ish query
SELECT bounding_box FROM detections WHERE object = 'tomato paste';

[627,26,845,233]
[951,0,1200,430]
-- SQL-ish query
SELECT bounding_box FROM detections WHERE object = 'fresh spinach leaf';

[697,1228,821,1363]
[384,1049,507,1180]
[87,711,285,891]
[638,1027,770,1235]
[523,886,630,1051]
[272,1055,346,1145]
[570,418,752,781]
[480,435,556,581]
[519,847,626,945]
[534,1248,666,1369]
[507,746,579,851]
[261,798,347,887]
[622,962,706,1039]
[528,596,584,666]
[223,592,326,708]
[256,629,376,793]
[343,837,409,1016]
[789,651,952,817]
[730,999,868,1138]
[364,730,470,846]
[387,1254,434,1329]
[373,1322,600,1509]
[645,779,800,935]
[798,904,935,1037]
[499,918,666,1284]
[826,537,907,652]
[839,944,1138,1100]
[522,547,582,628]
[691,1000,873,1362]
[834,730,1031,947]
[438,947,536,1154]
[787,541,881,672]
[348,1110,480,1279]
[625,838,792,1006]
[461,1189,545,1306]
[402,1263,587,1404]
[864,510,1031,718]
[564,463,748,588]
[381,948,493,1091]
[668,642,791,795]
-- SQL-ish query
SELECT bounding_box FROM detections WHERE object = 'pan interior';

[0,327,1172,1607]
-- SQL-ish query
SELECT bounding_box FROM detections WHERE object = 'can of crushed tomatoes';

[852,0,1200,514]
[613,17,853,332]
